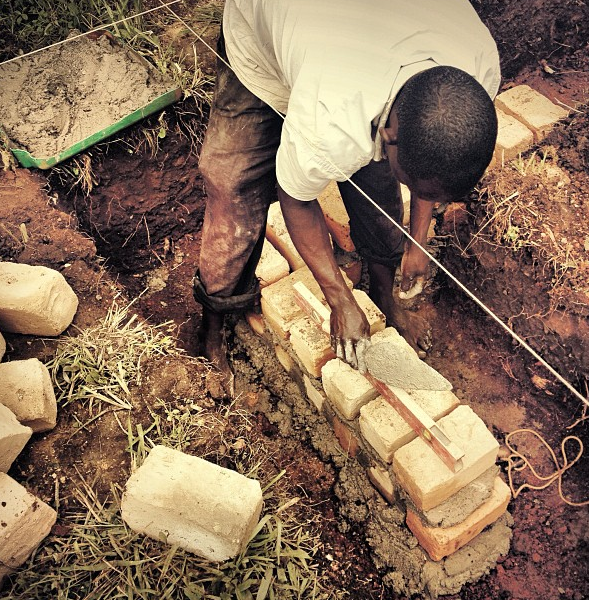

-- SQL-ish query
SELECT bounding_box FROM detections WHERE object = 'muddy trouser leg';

[194,35,283,314]
[337,159,405,267]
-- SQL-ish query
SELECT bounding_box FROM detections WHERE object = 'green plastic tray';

[9,87,181,170]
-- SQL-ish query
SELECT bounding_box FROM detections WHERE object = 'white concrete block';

[0,404,32,473]
[121,445,263,561]
[0,472,57,570]
[0,359,57,432]
[321,358,378,420]
[495,85,569,141]
[0,262,78,336]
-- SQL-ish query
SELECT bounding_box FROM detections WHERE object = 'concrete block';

[0,358,57,433]
[367,464,396,504]
[366,328,453,391]
[351,289,386,335]
[494,85,569,142]
[406,476,511,561]
[359,389,459,463]
[317,181,355,252]
[492,108,535,166]
[0,472,57,570]
[121,445,263,561]
[0,262,78,336]
[0,332,5,361]
[260,266,351,339]
[289,316,335,377]
[393,405,500,512]
[266,202,306,271]
[0,404,32,473]
[303,374,326,412]
[256,239,290,288]
[321,358,378,420]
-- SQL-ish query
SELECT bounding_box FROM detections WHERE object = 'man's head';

[381,66,498,201]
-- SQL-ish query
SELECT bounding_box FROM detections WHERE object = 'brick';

[367,464,396,504]
[0,358,57,433]
[245,311,267,338]
[412,466,498,528]
[359,389,459,463]
[492,108,534,166]
[366,328,453,391]
[494,85,569,142]
[0,262,78,336]
[323,402,360,457]
[289,316,335,377]
[275,343,296,374]
[303,374,326,412]
[266,202,306,270]
[317,181,355,252]
[321,358,378,420]
[261,266,352,339]
[256,239,290,288]
[406,477,511,561]
[0,332,5,361]
[121,445,263,561]
[0,472,57,571]
[0,404,32,473]
[351,289,386,335]
[393,405,500,512]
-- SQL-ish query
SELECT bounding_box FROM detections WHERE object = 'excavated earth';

[1,1,589,599]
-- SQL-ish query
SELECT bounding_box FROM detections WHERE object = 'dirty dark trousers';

[195,35,405,314]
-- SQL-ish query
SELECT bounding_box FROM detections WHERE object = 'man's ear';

[379,126,396,145]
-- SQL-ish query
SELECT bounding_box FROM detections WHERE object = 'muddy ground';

[1,1,589,599]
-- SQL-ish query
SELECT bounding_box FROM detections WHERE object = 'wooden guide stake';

[292,281,464,472]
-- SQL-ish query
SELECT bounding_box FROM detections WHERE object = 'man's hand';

[329,294,371,373]
[399,243,429,299]
[277,185,370,372]
[399,192,435,299]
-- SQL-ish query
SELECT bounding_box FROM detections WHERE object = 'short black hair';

[395,66,498,198]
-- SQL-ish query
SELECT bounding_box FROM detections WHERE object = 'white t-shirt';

[223,0,501,201]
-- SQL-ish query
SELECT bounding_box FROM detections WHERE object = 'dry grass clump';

[47,297,179,412]
[472,149,589,310]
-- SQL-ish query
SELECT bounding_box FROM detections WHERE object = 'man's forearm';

[409,194,435,248]
[277,186,352,308]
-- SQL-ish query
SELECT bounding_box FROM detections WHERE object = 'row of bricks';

[247,273,507,561]
[249,83,568,560]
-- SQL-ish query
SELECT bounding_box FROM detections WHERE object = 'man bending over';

[193,0,500,394]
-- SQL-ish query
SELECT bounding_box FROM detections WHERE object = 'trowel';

[292,281,465,472]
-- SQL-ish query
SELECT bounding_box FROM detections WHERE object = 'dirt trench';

[2,1,589,598]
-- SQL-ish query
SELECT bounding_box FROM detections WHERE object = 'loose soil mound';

[0,32,174,158]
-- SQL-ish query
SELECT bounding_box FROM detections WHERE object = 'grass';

[47,296,178,413]
[4,481,336,600]
[3,401,339,600]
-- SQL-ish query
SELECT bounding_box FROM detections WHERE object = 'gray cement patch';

[403,466,499,528]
